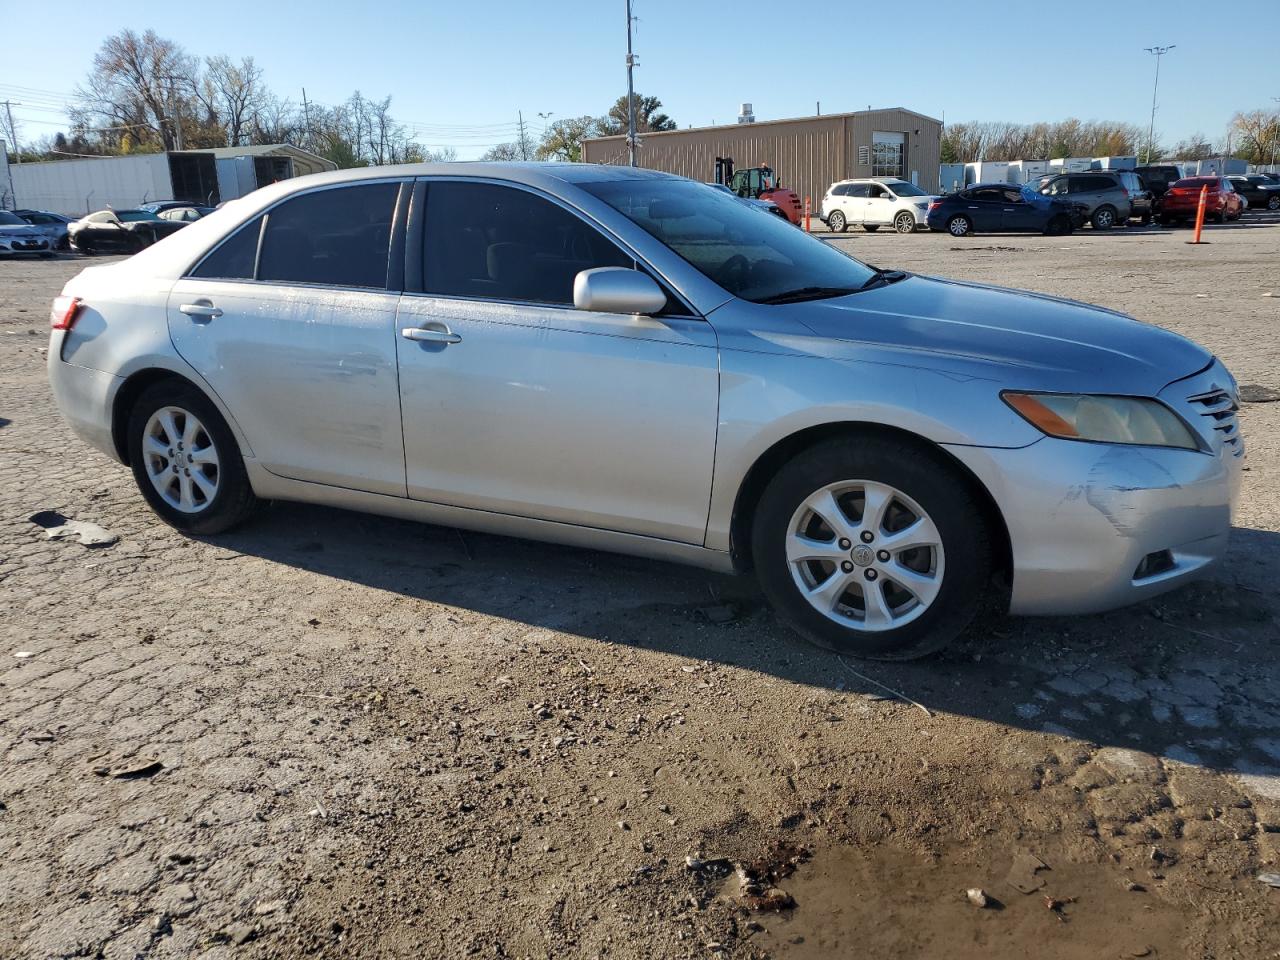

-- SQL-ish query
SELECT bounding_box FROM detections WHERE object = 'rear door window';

[257,182,399,289]
[423,181,634,306]
[191,216,263,280]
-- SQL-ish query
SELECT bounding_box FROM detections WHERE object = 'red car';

[1158,176,1243,225]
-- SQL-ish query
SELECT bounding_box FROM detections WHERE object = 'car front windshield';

[0,211,27,226]
[884,181,927,197]
[584,179,878,303]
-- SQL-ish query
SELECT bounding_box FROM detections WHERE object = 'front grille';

[1185,385,1242,456]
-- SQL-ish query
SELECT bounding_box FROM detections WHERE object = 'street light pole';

[625,0,638,166]
[1144,45,1174,165]
[1271,96,1279,173]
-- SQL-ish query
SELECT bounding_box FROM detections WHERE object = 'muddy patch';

[742,841,1186,959]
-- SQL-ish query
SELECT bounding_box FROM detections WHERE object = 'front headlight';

[1002,393,1200,450]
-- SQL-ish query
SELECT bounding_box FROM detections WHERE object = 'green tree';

[599,94,676,136]
[535,115,602,162]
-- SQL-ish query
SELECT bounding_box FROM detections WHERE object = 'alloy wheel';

[895,213,915,234]
[142,406,220,513]
[785,480,945,632]
[948,217,969,237]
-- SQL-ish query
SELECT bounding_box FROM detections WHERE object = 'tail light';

[928,200,941,211]
[50,295,83,331]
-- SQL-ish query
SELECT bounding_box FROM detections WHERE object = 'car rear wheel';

[1269,195,1280,211]
[1091,205,1117,230]
[751,436,991,660]
[946,215,973,237]
[827,210,847,233]
[127,381,257,535]
[894,212,915,234]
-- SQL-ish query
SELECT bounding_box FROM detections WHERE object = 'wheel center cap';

[851,544,875,567]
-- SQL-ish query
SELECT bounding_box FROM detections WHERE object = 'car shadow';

[213,500,1280,784]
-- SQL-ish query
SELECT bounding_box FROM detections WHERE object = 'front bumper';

[0,236,51,254]
[47,335,124,462]
[945,432,1242,616]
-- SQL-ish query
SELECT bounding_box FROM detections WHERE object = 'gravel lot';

[3,216,1279,959]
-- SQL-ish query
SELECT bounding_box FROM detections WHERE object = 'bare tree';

[1229,109,1280,164]
[200,56,267,147]
[72,29,197,151]
[480,142,523,161]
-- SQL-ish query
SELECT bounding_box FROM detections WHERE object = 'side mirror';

[574,267,667,316]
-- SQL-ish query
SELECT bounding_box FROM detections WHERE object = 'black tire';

[1140,212,1153,225]
[827,210,847,233]
[1044,214,1072,236]
[863,224,880,232]
[1269,195,1280,211]
[894,212,916,234]
[1091,205,1117,230]
[1213,209,1226,224]
[751,435,992,660]
[126,380,257,535]
[946,214,973,237]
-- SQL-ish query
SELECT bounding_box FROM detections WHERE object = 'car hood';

[0,224,43,237]
[790,274,1212,396]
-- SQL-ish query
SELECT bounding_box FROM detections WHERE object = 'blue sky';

[3,0,1276,159]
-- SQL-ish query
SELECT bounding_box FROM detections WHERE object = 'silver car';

[47,163,1243,659]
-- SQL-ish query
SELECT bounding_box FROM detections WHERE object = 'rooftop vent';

[737,103,755,124]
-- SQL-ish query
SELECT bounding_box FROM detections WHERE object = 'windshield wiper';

[755,286,863,305]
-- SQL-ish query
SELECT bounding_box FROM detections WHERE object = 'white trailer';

[1091,156,1137,170]
[938,163,966,193]
[11,154,173,216]
[1049,157,1092,173]
[1008,160,1049,185]
[964,161,1013,185]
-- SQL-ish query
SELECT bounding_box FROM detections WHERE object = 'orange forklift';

[714,156,804,225]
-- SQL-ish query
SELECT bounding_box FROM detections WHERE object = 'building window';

[870,131,905,179]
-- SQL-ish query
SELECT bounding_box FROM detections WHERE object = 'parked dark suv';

[1131,165,1183,217]
[1031,172,1131,229]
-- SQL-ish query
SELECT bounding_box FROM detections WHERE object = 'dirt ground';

[2,214,1279,960]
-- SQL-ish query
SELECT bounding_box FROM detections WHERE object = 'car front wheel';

[751,436,992,659]
[894,212,916,234]
[1269,195,1280,211]
[127,380,257,535]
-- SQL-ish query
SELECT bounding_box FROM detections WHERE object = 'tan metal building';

[581,107,943,205]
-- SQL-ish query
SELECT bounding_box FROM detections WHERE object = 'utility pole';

[302,88,313,149]
[517,111,530,160]
[3,100,20,163]
[1271,96,1279,173]
[1143,45,1174,164]
[625,0,638,166]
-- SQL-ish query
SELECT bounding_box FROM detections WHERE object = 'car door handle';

[401,326,462,345]
[179,300,222,319]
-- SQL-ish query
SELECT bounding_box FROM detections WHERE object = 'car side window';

[970,187,1004,202]
[423,181,634,306]
[846,184,869,198]
[1000,188,1023,203]
[867,185,887,199]
[1041,178,1067,196]
[191,216,264,281]
[257,182,399,289]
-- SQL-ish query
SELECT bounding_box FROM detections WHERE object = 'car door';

[863,183,894,224]
[166,179,411,497]
[395,178,719,544]
[962,187,1006,230]
[996,187,1041,231]
[841,183,869,223]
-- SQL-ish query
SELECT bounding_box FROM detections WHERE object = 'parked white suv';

[821,178,938,234]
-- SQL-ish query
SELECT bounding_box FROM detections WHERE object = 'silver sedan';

[46,163,1243,659]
